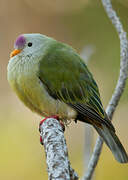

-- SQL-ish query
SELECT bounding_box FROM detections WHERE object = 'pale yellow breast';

[7,55,77,122]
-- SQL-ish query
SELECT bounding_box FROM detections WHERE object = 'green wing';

[38,42,106,123]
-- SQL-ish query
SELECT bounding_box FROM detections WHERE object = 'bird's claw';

[59,121,65,132]
[39,115,65,145]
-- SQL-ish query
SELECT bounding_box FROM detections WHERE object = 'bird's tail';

[94,124,128,163]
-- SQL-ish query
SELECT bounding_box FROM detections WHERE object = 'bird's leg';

[39,115,65,145]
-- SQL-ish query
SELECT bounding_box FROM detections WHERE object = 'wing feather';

[38,42,114,131]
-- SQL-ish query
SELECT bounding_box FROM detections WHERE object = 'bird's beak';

[10,49,22,58]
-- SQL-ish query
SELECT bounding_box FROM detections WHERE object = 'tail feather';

[94,124,128,163]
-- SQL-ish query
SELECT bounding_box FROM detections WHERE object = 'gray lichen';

[40,117,79,180]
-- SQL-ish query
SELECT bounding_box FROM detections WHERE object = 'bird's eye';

[27,42,32,47]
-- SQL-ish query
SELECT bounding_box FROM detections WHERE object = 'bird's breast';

[7,56,45,115]
[7,56,77,122]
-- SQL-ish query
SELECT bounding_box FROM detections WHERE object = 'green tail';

[94,124,128,163]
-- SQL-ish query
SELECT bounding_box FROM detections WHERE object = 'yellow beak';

[10,49,22,58]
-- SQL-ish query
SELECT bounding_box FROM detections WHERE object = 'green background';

[0,0,128,179]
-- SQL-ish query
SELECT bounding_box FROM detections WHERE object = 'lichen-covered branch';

[40,117,79,180]
[82,0,128,180]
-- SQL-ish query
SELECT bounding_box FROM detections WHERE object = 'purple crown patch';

[14,35,26,49]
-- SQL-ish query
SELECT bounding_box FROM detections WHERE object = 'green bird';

[7,33,128,163]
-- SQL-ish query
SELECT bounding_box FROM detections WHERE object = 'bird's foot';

[39,115,65,145]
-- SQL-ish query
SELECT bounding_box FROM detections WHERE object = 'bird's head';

[10,33,50,58]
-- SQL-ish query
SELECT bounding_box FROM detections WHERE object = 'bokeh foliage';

[0,0,128,179]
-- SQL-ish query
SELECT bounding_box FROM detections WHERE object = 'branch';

[80,46,95,177]
[83,125,93,174]
[40,117,79,180]
[80,45,96,64]
[83,0,128,179]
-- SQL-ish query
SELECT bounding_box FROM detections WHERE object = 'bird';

[7,33,128,163]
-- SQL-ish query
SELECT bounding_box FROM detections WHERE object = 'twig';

[83,125,93,174]
[40,117,79,180]
[82,0,128,179]
[80,45,96,64]
[80,46,95,177]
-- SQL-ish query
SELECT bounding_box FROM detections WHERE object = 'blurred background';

[0,0,128,179]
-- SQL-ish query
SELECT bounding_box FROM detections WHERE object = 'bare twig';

[82,0,128,180]
[83,125,93,174]
[80,46,95,176]
[80,45,96,64]
[40,117,79,180]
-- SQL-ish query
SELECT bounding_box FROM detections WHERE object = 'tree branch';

[40,117,79,180]
[82,0,128,179]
